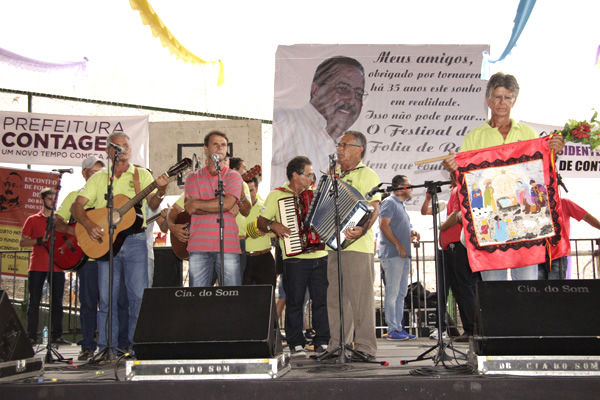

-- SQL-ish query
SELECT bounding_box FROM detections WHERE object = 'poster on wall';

[272,44,489,209]
[0,167,59,278]
[0,111,149,168]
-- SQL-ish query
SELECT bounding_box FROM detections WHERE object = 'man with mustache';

[271,56,366,187]
[0,171,24,212]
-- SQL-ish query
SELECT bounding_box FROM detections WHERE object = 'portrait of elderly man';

[271,56,366,187]
[0,171,24,212]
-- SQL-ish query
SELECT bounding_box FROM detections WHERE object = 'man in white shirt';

[271,56,366,187]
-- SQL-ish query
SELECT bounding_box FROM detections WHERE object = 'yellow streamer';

[129,0,224,85]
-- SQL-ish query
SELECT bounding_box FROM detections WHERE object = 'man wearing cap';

[20,188,70,346]
[55,156,113,360]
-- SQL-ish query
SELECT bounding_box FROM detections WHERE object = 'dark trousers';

[443,242,480,335]
[283,256,329,348]
[243,251,276,287]
[77,261,99,351]
[27,271,66,341]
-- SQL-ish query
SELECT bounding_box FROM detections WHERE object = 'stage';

[2,337,600,400]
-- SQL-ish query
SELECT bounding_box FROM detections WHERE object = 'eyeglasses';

[491,94,515,103]
[326,81,368,101]
[301,172,315,179]
[336,142,362,149]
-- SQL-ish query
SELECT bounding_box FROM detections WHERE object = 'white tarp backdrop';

[272,44,488,209]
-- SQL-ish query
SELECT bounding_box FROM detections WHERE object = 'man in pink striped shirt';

[184,131,243,286]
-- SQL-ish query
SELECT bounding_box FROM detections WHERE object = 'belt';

[247,249,271,257]
[447,242,462,251]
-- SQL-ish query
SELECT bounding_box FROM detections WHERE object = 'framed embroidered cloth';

[455,137,569,272]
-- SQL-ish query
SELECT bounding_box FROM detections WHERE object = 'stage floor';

[3,337,600,400]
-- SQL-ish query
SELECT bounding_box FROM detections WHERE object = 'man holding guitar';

[71,132,169,353]
[20,188,70,347]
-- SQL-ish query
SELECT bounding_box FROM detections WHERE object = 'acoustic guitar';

[75,158,192,259]
[52,212,164,271]
[170,164,262,260]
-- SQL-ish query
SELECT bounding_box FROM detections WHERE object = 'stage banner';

[524,120,600,178]
[272,44,489,209]
[0,167,59,278]
[455,137,570,272]
[0,111,149,167]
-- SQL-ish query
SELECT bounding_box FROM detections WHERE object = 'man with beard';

[0,171,24,212]
[271,56,366,188]
[20,188,70,346]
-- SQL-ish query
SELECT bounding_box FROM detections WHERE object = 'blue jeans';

[283,257,329,348]
[97,232,148,350]
[77,260,99,351]
[538,257,568,280]
[189,252,240,286]
[380,256,411,332]
[481,264,537,281]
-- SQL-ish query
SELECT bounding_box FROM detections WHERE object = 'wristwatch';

[155,192,166,200]
[267,220,274,231]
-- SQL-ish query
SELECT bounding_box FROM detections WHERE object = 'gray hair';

[107,131,130,143]
[486,72,520,99]
[343,131,367,159]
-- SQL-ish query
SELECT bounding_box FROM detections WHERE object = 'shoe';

[429,329,448,340]
[78,349,94,361]
[387,329,416,340]
[314,344,328,354]
[52,337,72,345]
[290,345,306,357]
[350,350,376,362]
[454,333,470,343]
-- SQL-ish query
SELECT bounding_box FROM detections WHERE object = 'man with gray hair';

[72,132,170,354]
[327,131,381,361]
[271,56,366,187]
[443,72,565,281]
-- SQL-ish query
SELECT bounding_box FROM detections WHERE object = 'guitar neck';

[117,181,158,217]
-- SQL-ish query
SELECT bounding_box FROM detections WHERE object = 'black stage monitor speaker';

[133,285,282,360]
[474,280,600,356]
[152,247,183,287]
[0,290,34,362]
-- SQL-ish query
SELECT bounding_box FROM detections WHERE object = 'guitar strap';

[133,167,141,195]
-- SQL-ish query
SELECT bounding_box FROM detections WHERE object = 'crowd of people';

[19,63,599,364]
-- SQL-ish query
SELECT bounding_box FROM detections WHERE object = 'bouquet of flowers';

[556,109,600,150]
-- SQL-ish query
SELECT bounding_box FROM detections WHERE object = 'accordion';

[304,175,374,250]
[277,190,324,257]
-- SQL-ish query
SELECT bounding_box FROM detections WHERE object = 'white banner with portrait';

[272,44,489,209]
[0,111,149,167]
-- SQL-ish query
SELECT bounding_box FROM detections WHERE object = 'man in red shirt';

[421,174,481,341]
[20,188,70,346]
[539,199,600,280]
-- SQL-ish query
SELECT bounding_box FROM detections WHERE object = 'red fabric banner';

[455,137,570,272]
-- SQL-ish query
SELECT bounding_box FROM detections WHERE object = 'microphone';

[211,154,220,163]
[52,168,73,174]
[109,142,125,153]
[193,153,199,170]
[329,153,337,163]
[365,183,383,200]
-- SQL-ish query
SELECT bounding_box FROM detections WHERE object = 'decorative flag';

[455,137,570,272]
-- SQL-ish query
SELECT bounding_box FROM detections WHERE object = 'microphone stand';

[317,155,361,364]
[43,171,72,364]
[214,159,226,286]
[385,180,464,366]
[91,150,121,362]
